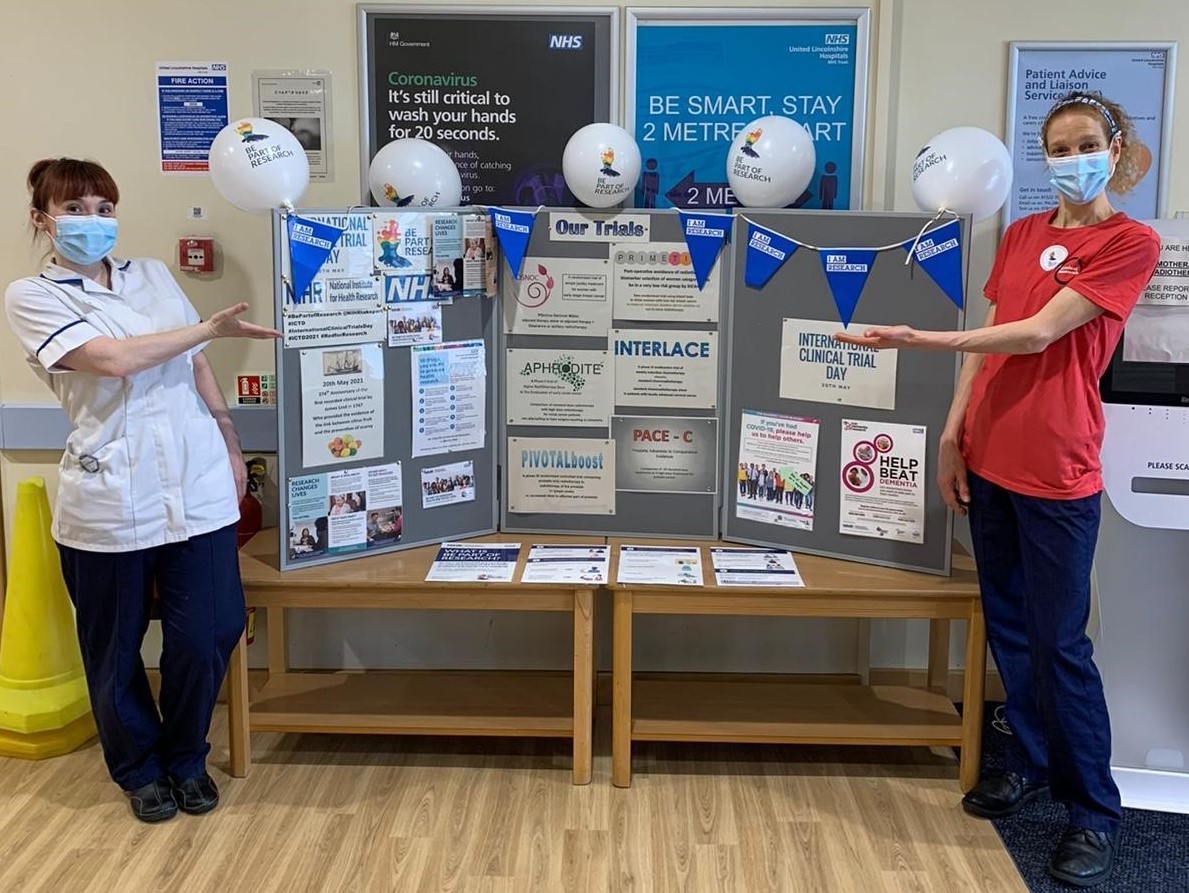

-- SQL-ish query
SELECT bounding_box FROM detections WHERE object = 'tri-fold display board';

[272,206,966,574]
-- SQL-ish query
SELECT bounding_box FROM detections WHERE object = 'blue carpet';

[975,703,1189,891]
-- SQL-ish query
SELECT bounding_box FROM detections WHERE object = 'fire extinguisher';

[237,457,268,644]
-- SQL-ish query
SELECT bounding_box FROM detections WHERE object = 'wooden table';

[227,533,602,784]
[608,539,986,791]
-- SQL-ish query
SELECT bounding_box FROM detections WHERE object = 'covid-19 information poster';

[626,11,867,210]
[361,10,615,206]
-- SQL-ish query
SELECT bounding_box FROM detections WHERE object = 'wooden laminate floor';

[0,708,1026,893]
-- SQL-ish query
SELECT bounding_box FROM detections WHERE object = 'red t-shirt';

[961,210,1160,499]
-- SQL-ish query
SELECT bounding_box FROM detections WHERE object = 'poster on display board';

[358,6,617,206]
[839,419,927,544]
[1005,42,1176,226]
[625,8,868,210]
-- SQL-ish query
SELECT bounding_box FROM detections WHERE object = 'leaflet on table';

[779,318,898,410]
[710,548,804,588]
[839,419,927,543]
[735,410,820,531]
[616,545,703,586]
[410,340,486,458]
[520,544,611,584]
[420,459,475,509]
[507,437,615,515]
[505,348,614,427]
[612,329,718,409]
[611,241,720,323]
[300,344,384,469]
[286,461,403,561]
[283,277,386,349]
[373,212,432,276]
[387,301,442,347]
[425,542,521,583]
[431,214,463,300]
[612,416,718,493]
[502,256,612,336]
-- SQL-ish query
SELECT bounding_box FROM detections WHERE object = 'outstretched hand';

[206,303,282,340]
[833,325,917,350]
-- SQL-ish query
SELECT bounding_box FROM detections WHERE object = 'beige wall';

[0,1,1185,666]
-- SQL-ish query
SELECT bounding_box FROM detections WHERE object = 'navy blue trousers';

[58,523,245,791]
[967,472,1121,833]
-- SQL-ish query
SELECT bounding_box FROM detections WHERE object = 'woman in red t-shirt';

[838,91,1159,888]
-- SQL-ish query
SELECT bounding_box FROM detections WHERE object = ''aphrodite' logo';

[236,122,269,143]
[383,184,414,207]
[517,263,555,308]
[375,219,411,268]
[520,355,600,391]
[600,147,620,177]
[741,128,762,158]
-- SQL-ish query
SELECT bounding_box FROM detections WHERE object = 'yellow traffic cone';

[0,477,96,758]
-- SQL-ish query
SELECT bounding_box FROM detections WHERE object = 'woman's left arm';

[836,287,1104,355]
[193,352,247,499]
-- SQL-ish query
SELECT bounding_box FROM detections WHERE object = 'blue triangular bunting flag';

[819,248,878,326]
[904,220,964,309]
[287,215,345,304]
[743,222,799,288]
[678,210,732,290]
[488,207,535,279]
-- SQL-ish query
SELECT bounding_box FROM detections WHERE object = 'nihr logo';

[548,34,584,50]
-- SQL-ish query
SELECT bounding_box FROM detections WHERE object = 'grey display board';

[273,208,499,571]
[721,210,968,575]
[500,209,723,538]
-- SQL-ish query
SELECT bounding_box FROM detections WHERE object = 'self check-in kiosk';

[1095,218,1189,813]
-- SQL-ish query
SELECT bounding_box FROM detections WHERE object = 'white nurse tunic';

[4,257,240,552]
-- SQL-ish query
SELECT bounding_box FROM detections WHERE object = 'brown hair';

[27,158,119,213]
[1041,91,1148,196]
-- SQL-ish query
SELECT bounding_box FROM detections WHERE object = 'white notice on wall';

[611,329,718,409]
[780,318,898,410]
[611,242,720,322]
[1138,236,1189,306]
[839,419,927,544]
[300,344,385,469]
[505,348,614,427]
[410,340,487,458]
[502,256,612,336]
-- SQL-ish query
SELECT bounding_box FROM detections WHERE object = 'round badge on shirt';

[1039,245,1069,271]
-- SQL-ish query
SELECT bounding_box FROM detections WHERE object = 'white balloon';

[561,123,642,208]
[369,139,462,208]
[725,115,816,208]
[208,118,310,215]
[911,126,1012,222]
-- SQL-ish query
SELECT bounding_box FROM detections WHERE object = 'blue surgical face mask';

[1045,150,1112,205]
[51,215,118,265]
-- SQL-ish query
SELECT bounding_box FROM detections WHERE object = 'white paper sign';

[616,545,703,586]
[711,548,804,588]
[612,329,718,409]
[735,410,820,531]
[507,437,615,515]
[426,543,520,583]
[410,340,487,458]
[521,544,610,584]
[283,303,385,349]
[300,344,385,469]
[611,242,720,322]
[780,318,898,409]
[1138,236,1189,307]
[505,349,614,427]
[251,70,333,181]
[387,302,442,347]
[839,419,927,544]
[502,256,612,335]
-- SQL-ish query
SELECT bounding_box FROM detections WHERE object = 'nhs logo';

[548,34,584,50]
[825,33,850,45]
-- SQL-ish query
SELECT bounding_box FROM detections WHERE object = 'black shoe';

[171,773,220,815]
[961,771,1048,819]
[1049,826,1118,888]
[126,779,179,823]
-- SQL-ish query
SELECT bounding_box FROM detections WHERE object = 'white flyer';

[611,329,718,409]
[506,438,615,515]
[425,542,521,583]
[300,344,384,469]
[502,256,612,336]
[735,410,820,531]
[251,69,333,181]
[616,545,704,586]
[410,340,487,458]
[520,544,610,584]
[283,302,385,349]
[388,302,442,347]
[505,348,614,427]
[611,242,720,322]
[710,548,804,588]
[839,419,927,544]
[780,318,898,410]
[420,460,475,509]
